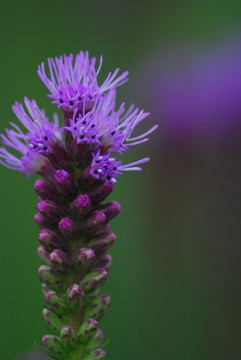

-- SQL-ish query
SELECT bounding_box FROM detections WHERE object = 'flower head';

[0,51,156,179]
[90,150,150,183]
[0,146,46,174]
[37,51,129,112]
[12,97,62,153]
[65,90,157,153]
[0,97,61,174]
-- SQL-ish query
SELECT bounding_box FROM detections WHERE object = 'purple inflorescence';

[37,51,129,111]
[0,51,156,180]
[0,51,156,360]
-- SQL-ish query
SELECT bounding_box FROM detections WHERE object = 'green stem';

[68,346,84,360]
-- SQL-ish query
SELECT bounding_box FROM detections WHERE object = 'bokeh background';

[1,1,241,359]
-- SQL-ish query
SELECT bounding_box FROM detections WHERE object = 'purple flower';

[37,51,129,111]
[0,137,47,174]
[65,90,157,153]
[12,97,62,153]
[0,51,156,183]
[0,97,62,174]
[1,50,156,360]
[90,149,149,183]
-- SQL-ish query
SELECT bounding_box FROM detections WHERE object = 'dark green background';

[1,1,241,359]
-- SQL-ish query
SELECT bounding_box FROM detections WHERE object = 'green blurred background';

[1,1,241,359]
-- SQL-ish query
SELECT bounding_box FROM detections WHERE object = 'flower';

[90,150,149,183]
[65,90,157,153]
[0,51,156,183]
[37,51,129,112]
[0,97,61,174]
[1,50,156,360]
[12,97,62,153]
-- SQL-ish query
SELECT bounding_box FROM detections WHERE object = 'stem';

[69,347,84,360]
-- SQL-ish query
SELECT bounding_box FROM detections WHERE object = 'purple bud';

[67,284,84,310]
[86,328,104,351]
[85,294,111,321]
[42,308,65,334]
[38,229,64,250]
[92,253,112,270]
[34,179,58,200]
[78,319,98,344]
[94,201,121,221]
[37,246,51,265]
[37,200,65,221]
[88,231,116,253]
[34,213,53,228]
[88,181,114,203]
[99,223,111,233]
[84,349,106,360]
[81,268,109,293]
[58,217,76,238]
[45,290,68,314]
[76,247,95,267]
[81,211,106,235]
[60,325,77,348]
[42,283,50,295]
[39,162,57,180]
[54,169,78,199]
[77,168,98,188]
[49,249,70,270]
[48,146,73,173]
[38,265,66,292]
[42,335,64,357]
[71,194,91,218]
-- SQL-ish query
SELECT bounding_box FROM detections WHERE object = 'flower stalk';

[0,51,156,359]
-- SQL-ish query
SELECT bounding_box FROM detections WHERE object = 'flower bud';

[76,247,95,268]
[71,194,91,218]
[37,200,65,221]
[77,168,98,188]
[83,349,106,360]
[81,211,106,235]
[84,294,111,321]
[49,249,71,271]
[55,169,78,199]
[88,232,116,253]
[67,284,84,310]
[45,290,68,315]
[38,265,67,292]
[34,178,58,200]
[37,246,51,265]
[39,162,56,180]
[38,229,64,251]
[34,213,53,228]
[100,223,111,233]
[58,217,77,238]
[42,308,65,334]
[42,335,65,358]
[60,325,77,349]
[91,253,112,270]
[86,328,104,350]
[41,283,50,295]
[81,269,108,293]
[94,201,121,221]
[78,319,98,344]
[88,181,114,204]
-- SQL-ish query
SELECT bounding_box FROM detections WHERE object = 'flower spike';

[0,50,156,360]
